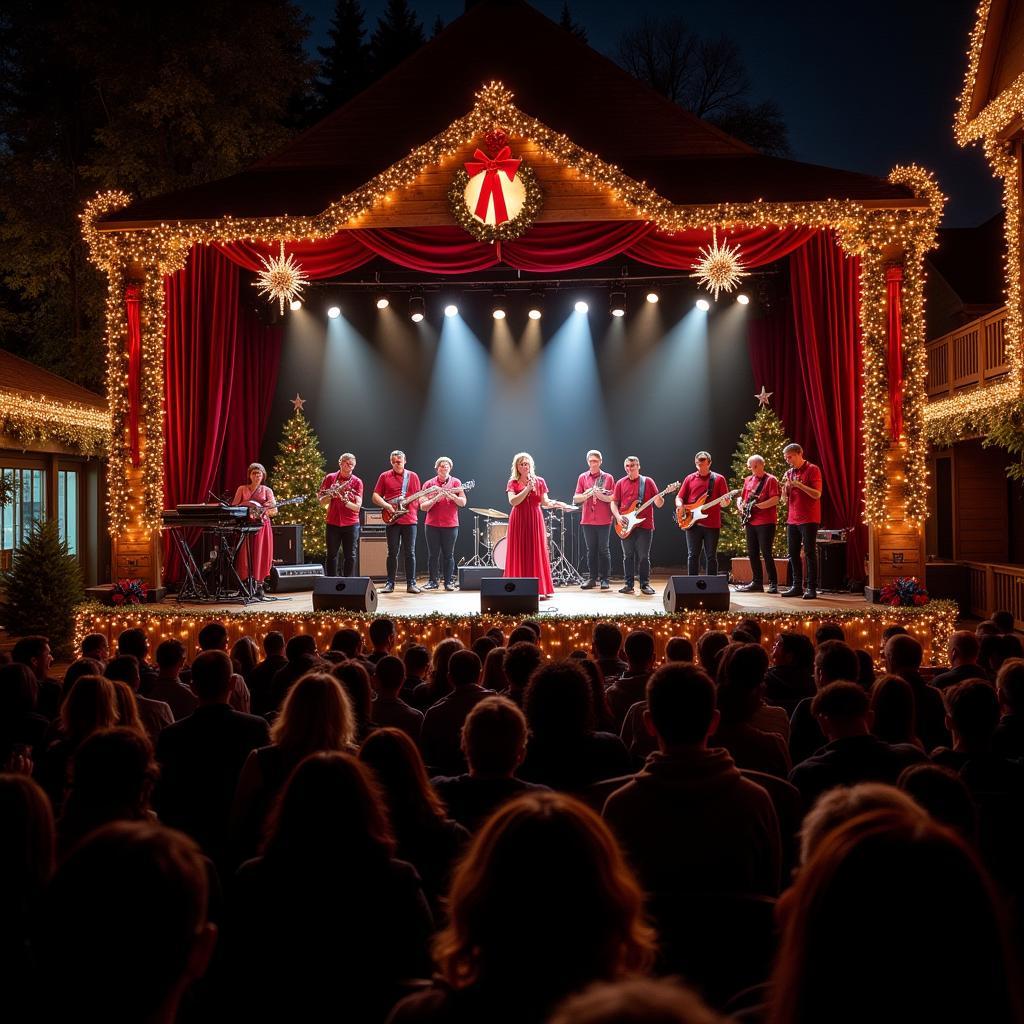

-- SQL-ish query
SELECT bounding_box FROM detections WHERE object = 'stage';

[75,581,958,666]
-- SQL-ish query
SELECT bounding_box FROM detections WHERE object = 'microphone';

[208,490,228,506]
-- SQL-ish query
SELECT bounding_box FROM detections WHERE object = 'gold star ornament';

[253,241,310,315]
[691,227,749,301]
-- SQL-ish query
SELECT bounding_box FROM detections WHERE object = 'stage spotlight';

[645,291,660,304]
[736,293,750,305]
[574,299,589,314]
[609,287,627,318]
[289,299,302,311]
[492,292,507,320]
[327,305,341,319]
[696,298,710,312]
[527,290,544,320]
[376,296,390,310]
[444,303,459,318]
[409,295,425,323]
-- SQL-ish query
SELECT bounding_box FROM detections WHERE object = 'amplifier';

[361,508,386,533]
[271,523,303,565]
[816,529,847,543]
[358,535,389,581]
[267,563,324,593]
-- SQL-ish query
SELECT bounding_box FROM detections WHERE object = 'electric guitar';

[614,481,681,539]
[675,488,741,531]
[382,480,476,523]
[249,494,307,520]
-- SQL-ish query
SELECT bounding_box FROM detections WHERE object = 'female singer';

[232,462,276,594]
[505,452,570,600]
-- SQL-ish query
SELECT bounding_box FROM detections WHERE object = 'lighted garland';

[447,161,543,242]
[82,83,943,538]
[0,391,109,454]
[74,599,958,665]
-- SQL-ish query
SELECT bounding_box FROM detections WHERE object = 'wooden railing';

[926,306,1010,398]
[964,561,1024,628]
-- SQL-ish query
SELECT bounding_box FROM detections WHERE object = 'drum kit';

[462,505,584,586]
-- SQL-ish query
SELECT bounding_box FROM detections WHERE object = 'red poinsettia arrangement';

[879,576,929,607]
[111,578,148,605]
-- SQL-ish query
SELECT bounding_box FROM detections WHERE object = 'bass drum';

[492,536,508,570]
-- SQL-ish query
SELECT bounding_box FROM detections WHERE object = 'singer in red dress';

[505,452,569,600]
[232,462,276,589]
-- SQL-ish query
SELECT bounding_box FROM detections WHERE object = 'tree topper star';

[755,386,773,408]
[291,394,306,412]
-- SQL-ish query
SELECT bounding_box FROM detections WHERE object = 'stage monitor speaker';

[267,563,324,593]
[271,524,303,566]
[312,576,378,613]
[663,575,730,613]
[458,566,504,591]
[481,577,539,614]
[358,535,389,581]
[816,541,847,592]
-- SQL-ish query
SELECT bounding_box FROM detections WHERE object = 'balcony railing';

[926,306,1010,398]
[964,561,1024,629]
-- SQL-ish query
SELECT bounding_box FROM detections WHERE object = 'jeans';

[385,522,417,585]
[581,523,611,583]
[686,525,720,576]
[621,528,653,587]
[787,522,819,590]
[745,523,778,585]
[325,524,359,577]
[425,525,458,585]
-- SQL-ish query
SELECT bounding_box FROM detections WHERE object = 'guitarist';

[780,443,823,600]
[574,449,615,591]
[372,450,423,594]
[676,452,729,577]
[420,456,467,592]
[610,456,664,595]
[735,454,781,593]
[319,452,363,577]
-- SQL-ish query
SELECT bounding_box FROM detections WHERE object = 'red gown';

[232,483,275,582]
[505,477,554,596]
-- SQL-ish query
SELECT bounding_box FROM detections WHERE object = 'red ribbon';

[464,146,521,224]
[886,265,904,442]
[125,283,142,467]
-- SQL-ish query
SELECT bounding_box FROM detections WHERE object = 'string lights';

[0,391,109,453]
[83,82,943,540]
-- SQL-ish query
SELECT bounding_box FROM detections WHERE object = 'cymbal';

[470,507,509,519]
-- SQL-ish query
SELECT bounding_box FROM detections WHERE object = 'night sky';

[296,0,997,227]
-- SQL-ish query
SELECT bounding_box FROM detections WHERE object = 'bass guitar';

[614,481,681,539]
[675,488,741,531]
[382,480,476,523]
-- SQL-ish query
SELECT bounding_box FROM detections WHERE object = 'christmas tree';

[719,390,791,558]
[271,404,327,560]
[0,516,84,656]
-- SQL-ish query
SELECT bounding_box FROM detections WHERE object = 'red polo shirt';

[785,461,823,525]
[740,473,780,527]
[423,475,462,528]
[373,469,422,526]
[678,472,729,529]
[613,475,658,531]
[575,470,614,526]
[321,471,363,528]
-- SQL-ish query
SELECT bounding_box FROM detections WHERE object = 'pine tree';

[368,0,426,79]
[315,0,371,113]
[0,517,85,656]
[719,399,791,558]
[559,1,588,43]
[271,409,328,560]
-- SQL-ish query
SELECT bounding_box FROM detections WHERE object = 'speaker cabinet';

[458,566,504,591]
[816,541,847,592]
[312,576,379,612]
[271,524,303,566]
[267,563,324,593]
[358,535,389,581]
[481,577,539,614]
[663,575,730,613]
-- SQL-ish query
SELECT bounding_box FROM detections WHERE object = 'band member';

[677,451,729,576]
[506,452,569,600]
[574,449,615,590]
[232,463,276,592]
[372,450,422,594]
[420,457,466,591]
[610,456,664,595]
[735,454,781,593]
[319,452,363,577]
[781,442,823,600]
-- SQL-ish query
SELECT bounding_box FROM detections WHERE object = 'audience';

[605,630,657,732]
[246,631,288,717]
[814,623,845,644]
[993,609,1018,634]
[150,639,199,720]
[109,678,147,736]
[994,658,1024,758]
[501,640,543,707]
[197,622,252,713]
[898,762,979,844]
[403,643,431,699]
[80,632,109,664]
[931,630,988,688]
[115,627,160,693]
[230,635,260,681]
[981,632,1024,679]
[591,622,627,681]
[367,617,398,665]
[333,659,377,741]
[371,654,424,739]
[480,644,509,693]
[883,633,950,751]
[868,673,923,749]
[104,653,174,740]
[11,635,62,720]
[695,630,730,677]
[420,650,491,773]
[549,978,723,1024]
[411,637,463,709]
[665,636,695,663]
[789,640,860,764]
[267,633,321,717]
[578,657,616,733]
[0,662,50,767]
[763,632,815,716]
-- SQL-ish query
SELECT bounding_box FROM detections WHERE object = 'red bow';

[464,146,521,224]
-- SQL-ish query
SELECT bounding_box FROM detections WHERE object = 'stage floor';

[159,576,868,618]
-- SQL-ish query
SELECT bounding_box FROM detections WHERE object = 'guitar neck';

[635,484,675,515]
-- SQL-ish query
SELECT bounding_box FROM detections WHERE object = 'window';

[58,469,79,556]
[0,466,46,554]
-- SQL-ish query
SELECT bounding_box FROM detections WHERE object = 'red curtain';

[125,284,142,467]
[886,265,904,441]
[162,246,282,579]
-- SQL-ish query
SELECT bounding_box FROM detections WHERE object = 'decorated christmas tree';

[719,388,791,558]
[270,399,327,560]
[0,516,84,655]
